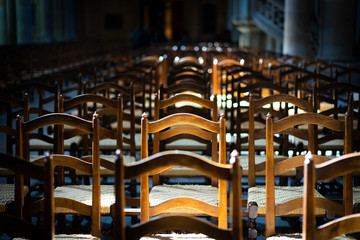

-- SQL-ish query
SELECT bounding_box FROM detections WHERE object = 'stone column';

[52,0,64,41]
[283,0,315,58]
[318,0,356,60]
[63,0,76,41]
[16,0,33,44]
[33,0,52,43]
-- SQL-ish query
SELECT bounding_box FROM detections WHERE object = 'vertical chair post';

[92,112,101,238]
[141,113,150,222]
[303,153,316,240]
[218,113,227,228]
[265,113,275,238]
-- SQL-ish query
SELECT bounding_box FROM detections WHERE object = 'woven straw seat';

[160,155,212,177]
[353,186,360,205]
[54,185,115,214]
[237,155,294,176]
[247,186,326,215]
[54,234,100,239]
[266,233,356,240]
[29,136,82,151]
[0,167,14,175]
[14,234,100,240]
[149,184,218,215]
[0,184,29,212]
[140,233,215,239]
[75,154,136,176]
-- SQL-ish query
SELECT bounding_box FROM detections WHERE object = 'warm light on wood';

[164,1,172,40]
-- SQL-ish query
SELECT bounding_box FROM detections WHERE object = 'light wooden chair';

[113,149,243,240]
[247,111,352,238]
[140,112,228,228]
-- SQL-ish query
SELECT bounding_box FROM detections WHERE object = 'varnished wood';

[114,150,243,239]
[303,152,360,240]
[0,152,54,239]
[263,111,352,238]
[140,111,228,227]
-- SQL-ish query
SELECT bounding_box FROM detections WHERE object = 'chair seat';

[160,156,212,177]
[54,234,100,239]
[98,154,136,175]
[237,155,295,176]
[353,186,360,205]
[140,233,215,239]
[0,168,14,175]
[164,139,208,151]
[266,233,356,240]
[54,185,115,214]
[0,184,29,212]
[247,186,326,215]
[29,136,82,151]
[149,184,218,215]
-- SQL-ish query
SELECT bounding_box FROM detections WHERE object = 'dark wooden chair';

[113,149,243,240]
[247,112,352,238]
[140,112,228,228]
[16,112,102,237]
[0,152,54,240]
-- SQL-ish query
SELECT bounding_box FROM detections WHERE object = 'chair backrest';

[24,112,101,238]
[59,92,135,157]
[0,93,29,154]
[141,112,226,185]
[154,92,218,155]
[313,81,360,119]
[0,152,54,240]
[140,113,227,225]
[264,111,352,237]
[303,152,360,239]
[113,150,243,240]
[159,81,211,100]
[247,93,313,187]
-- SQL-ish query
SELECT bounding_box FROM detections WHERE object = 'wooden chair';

[268,152,360,240]
[60,91,136,159]
[247,112,352,238]
[7,81,60,158]
[233,80,289,153]
[303,152,360,239]
[16,112,102,237]
[105,71,152,123]
[154,92,218,182]
[113,149,243,240]
[245,93,313,188]
[0,93,30,155]
[0,152,54,240]
[59,93,138,210]
[140,112,228,228]
[313,82,360,155]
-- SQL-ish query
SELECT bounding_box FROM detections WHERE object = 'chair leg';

[248,201,258,239]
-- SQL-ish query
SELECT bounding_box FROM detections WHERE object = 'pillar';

[16,0,33,44]
[318,0,356,60]
[34,0,52,43]
[63,0,76,41]
[52,0,64,41]
[0,0,8,44]
[283,0,315,58]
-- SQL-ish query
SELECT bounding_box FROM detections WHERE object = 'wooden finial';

[142,112,148,119]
